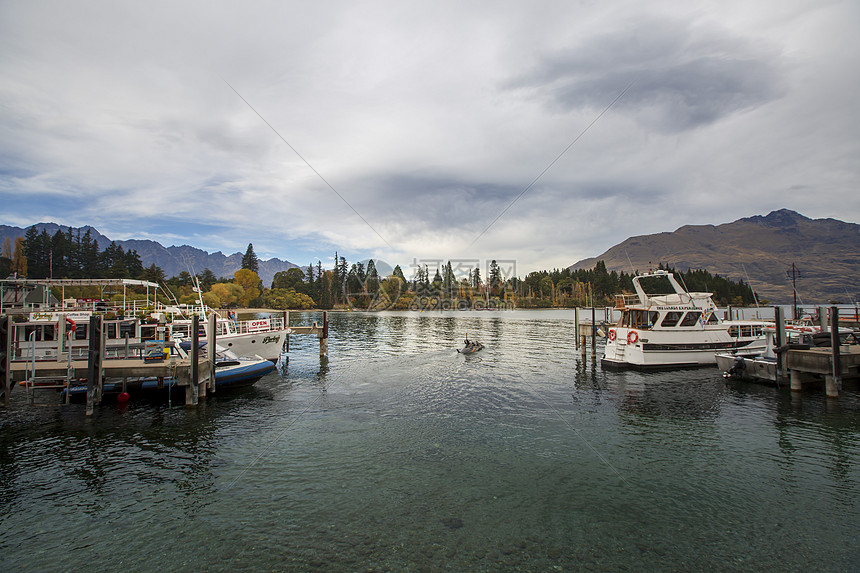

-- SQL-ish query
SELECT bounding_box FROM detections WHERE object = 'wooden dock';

[786,346,860,397]
[780,307,860,397]
[1,314,213,414]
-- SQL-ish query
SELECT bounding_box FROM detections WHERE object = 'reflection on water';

[1,310,859,571]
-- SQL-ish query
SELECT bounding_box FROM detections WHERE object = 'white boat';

[601,270,768,369]
[155,311,290,363]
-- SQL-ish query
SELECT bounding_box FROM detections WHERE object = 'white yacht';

[601,270,768,369]
[158,311,290,362]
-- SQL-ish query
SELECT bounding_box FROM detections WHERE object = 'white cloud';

[1,0,858,273]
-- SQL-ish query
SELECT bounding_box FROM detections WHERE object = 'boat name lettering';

[655,306,697,311]
[29,311,93,322]
[261,335,280,344]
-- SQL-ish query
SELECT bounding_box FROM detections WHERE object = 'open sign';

[248,318,270,332]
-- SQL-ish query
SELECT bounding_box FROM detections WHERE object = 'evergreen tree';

[198,268,217,290]
[79,229,100,277]
[307,263,316,302]
[338,256,349,303]
[392,265,408,295]
[442,261,456,299]
[431,267,442,294]
[488,260,502,296]
[242,243,259,274]
[366,259,379,295]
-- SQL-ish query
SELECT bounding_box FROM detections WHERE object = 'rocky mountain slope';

[570,209,860,304]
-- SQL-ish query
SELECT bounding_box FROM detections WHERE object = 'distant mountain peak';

[748,209,810,227]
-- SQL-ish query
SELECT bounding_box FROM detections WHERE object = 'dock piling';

[591,307,597,356]
[208,313,216,393]
[1,316,10,406]
[828,306,841,397]
[187,315,199,406]
[574,308,580,350]
[774,306,786,384]
[86,315,104,417]
[319,311,329,357]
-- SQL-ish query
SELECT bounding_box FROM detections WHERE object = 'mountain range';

[0,223,299,286]
[3,209,858,303]
[570,209,860,304]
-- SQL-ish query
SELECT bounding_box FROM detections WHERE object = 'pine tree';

[366,259,379,294]
[488,260,502,296]
[242,243,259,274]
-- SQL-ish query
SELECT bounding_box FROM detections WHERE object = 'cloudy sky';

[1,0,858,277]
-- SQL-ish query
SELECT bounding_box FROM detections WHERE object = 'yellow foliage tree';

[234,269,261,307]
[210,282,244,307]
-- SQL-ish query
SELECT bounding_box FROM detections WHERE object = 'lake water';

[2,310,859,571]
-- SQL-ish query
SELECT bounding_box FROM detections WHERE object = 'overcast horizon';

[2,1,858,276]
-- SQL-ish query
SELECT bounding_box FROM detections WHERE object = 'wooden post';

[790,370,802,392]
[774,306,785,383]
[0,316,10,406]
[86,315,103,417]
[819,307,828,332]
[187,315,199,406]
[320,311,329,357]
[56,313,65,361]
[828,306,841,398]
[208,313,216,393]
[591,307,596,356]
[574,307,580,350]
[727,305,732,321]
[580,335,587,356]
[288,310,290,354]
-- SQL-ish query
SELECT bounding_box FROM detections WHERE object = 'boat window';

[707,313,720,324]
[106,323,117,339]
[728,325,739,337]
[679,312,702,327]
[661,312,684,327]
[24,325,41,341]
[649,311,659,327]
[119,321,135,338]
[75,324,88,340]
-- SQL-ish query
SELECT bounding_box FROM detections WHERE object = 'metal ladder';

[22,331,74,406]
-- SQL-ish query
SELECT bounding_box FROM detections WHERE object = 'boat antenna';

[624,250,635,274]
[741,263,760,308]
[786,263,801,320]
[675,268,694,303]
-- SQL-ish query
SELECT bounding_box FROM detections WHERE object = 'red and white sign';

[248,318,271,333]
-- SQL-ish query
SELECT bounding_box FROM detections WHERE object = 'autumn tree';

[234,269,262,307]
[210,282,244,307]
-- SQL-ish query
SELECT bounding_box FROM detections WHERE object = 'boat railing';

[614,294,640,309]
[231,315,286,334]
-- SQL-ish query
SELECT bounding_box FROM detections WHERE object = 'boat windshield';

[620,309,659,329]
[679,312,702,327]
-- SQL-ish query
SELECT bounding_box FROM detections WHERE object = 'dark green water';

[2,310,859,572]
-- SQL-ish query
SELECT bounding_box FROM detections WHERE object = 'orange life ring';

[608,329,616,341]
[627,330,638,344]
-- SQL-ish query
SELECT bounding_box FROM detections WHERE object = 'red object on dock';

[117,392,130,403]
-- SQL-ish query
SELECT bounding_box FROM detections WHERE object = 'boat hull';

[715,353,778,383]
[65,358,276,399]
